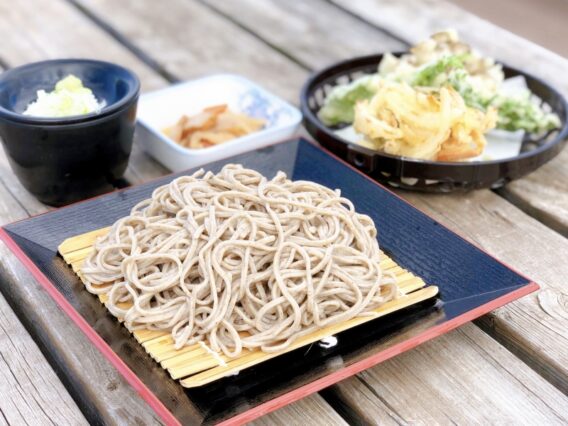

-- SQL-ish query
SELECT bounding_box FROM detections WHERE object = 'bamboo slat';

[58,229,438,388]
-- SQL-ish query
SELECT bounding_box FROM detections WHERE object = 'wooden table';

[1,0,567,424]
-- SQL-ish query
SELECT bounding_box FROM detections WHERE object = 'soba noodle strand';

[82,164,397,358]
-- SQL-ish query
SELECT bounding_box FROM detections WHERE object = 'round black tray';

[300,54,568,192]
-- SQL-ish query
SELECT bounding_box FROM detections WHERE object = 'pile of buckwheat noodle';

[82,164,397,358]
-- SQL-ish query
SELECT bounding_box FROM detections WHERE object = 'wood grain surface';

[0,292,87,426]
[326,324,568,425]
[203,0,406,68]
[73,0,307,102]
[0,187,87,426]
[249,394,348,426]
[0,0,567,424]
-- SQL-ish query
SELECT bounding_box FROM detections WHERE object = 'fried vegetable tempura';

[353,80,497,161]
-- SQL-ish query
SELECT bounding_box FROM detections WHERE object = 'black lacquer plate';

[301,54,568,192]
[0,138,538,425]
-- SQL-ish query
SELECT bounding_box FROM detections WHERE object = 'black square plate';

[0,138,537,425]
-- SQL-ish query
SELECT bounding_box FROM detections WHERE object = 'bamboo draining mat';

[59,227,438,388]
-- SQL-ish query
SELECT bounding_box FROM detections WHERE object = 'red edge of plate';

[0,226,538,426]
[0,136,541,425]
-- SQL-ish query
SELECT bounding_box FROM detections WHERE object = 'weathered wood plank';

[329,0,568,236]
[498,164,568,238]
[0,180,87,426]
[62,0,568,421]
[0,0,164,91]
[404,190,568,393]
[326,324,568,424]
[0,296,88,426]
[0,0,346,423]
[194,0,568,395]
[203,0,405,68]
[250,394,348,426]
[71,0,307,103]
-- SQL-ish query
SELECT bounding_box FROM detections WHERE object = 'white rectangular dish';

[136,74,302,171]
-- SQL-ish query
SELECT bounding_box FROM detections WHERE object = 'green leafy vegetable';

[412,55,493,110]
[412,55,467,87]
[317,75,379,126]
[493,93,561,133]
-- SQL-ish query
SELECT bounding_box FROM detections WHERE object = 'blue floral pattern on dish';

[237,88,295,127]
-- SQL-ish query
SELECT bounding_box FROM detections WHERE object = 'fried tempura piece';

[354,80,496,161]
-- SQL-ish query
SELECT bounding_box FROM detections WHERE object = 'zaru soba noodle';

[82,165,398,358]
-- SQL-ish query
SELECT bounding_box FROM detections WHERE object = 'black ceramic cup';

[0,59,140,206]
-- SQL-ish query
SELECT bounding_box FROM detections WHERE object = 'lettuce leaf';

[317,75,379,126]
